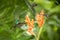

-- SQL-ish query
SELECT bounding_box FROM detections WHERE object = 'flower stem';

[36,27,43,40]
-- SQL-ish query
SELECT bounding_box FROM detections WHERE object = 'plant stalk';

[36,27,43,40]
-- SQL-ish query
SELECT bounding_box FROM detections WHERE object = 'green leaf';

[34,0,54,10]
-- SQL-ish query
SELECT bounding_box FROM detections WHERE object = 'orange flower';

[36,10,44,28]
[25,15,34,35]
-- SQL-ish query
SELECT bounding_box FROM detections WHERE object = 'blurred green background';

[0,0,60,40]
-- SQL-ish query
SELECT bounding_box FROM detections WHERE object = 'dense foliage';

[0,0,60,40]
